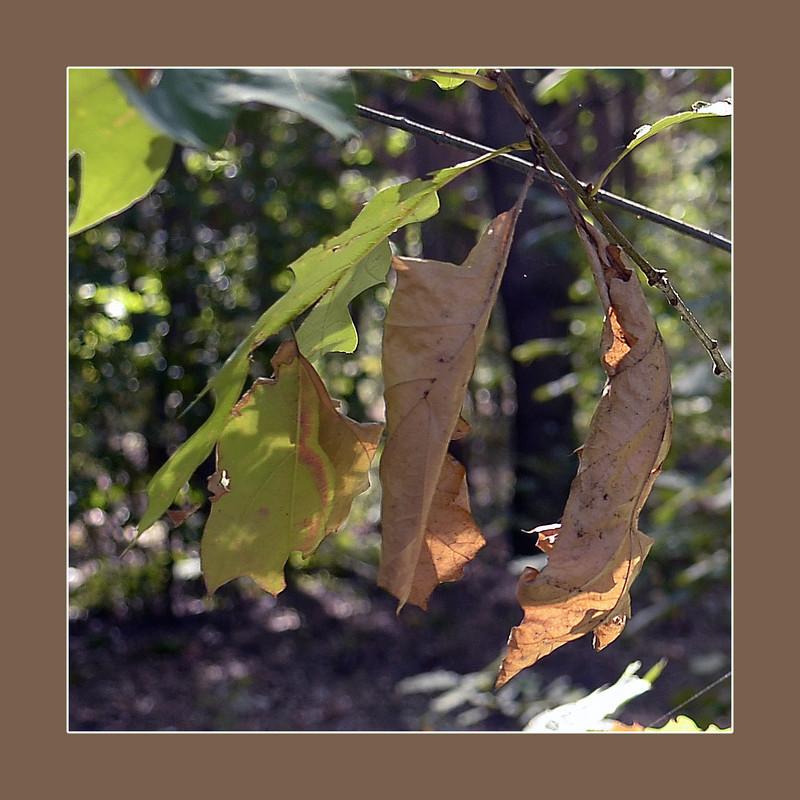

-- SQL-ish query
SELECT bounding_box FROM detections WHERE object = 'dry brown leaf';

[405,451,486,610]
[379,176,532,610]
[496,211,672,688]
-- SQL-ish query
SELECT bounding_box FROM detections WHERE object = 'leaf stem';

[489,70,731,381]
[354,104,730,253]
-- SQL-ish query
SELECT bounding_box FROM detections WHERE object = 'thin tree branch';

[489,70,731,381]
[354,103,731,253]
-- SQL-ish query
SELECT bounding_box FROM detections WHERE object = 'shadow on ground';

[69,538,730,732]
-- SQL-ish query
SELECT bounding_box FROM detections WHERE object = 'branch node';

[491,68,730,382]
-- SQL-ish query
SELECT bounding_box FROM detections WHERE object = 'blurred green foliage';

[68,97,403,611]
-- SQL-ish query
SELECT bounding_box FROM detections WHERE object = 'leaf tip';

[592,613,628,650]
[494,673,509,691]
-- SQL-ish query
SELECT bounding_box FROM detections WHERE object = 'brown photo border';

[11,2,775,795]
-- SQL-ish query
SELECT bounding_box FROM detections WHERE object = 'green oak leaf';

[68,69,173,236]
[114,68,358,151]
[201,341,383,595]
[592,99,732,196]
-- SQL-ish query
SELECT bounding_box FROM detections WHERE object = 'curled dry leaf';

[201,340,383,596]
[379,174,533,610]
[496,211,672,689]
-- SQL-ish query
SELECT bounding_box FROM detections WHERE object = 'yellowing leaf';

[201,340,382,596]
[379,174,533,610]
[496,211,672,688]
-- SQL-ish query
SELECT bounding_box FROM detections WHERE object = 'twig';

[354,104,731,253]
[646,670,731,730]
[490,70,731,381]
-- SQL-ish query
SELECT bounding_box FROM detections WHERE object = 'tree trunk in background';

[477,72,580,555]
